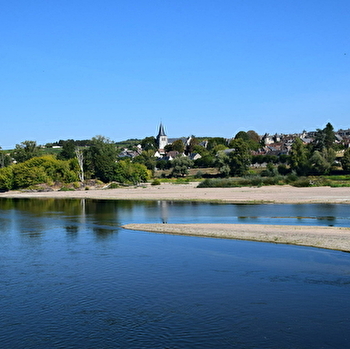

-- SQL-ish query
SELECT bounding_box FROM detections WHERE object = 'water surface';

[0,199,349,348]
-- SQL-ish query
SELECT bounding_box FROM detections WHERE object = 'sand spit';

[1,183,350,204]
[122,223,350,252]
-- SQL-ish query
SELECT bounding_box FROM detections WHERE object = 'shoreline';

[1,182,350,204]
[2,183,350,252]
[122,223,350,253]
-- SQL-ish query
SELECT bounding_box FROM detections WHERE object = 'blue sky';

[1,0,349,149]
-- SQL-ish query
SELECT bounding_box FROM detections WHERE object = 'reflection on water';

[0,198,350,348]
[1,199,349,233]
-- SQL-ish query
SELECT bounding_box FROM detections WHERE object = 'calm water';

[0,198,350,348]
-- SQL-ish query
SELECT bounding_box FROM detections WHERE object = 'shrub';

[59,186,75,191]
[151,179,161,186]
[0,166,14,191]
[291,178,312,187]
[108,183,119,189]
[194,171,203,179]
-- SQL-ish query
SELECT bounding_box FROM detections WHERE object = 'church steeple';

[157,123,168,150]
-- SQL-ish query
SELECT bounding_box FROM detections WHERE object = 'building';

[156,123,168,152]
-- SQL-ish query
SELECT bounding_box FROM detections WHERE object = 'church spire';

[156,123,168,150]
[157,123,166,137]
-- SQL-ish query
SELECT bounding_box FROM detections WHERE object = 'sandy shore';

[2,183,350,251]
[123,223,350,252]
[1,182,350,204]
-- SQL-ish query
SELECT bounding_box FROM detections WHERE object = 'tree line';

[1,123,350,191]
[0,136,149,191]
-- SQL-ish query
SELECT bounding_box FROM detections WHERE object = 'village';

[118,123,350,163]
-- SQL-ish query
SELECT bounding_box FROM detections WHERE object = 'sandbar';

[123,223,350,252]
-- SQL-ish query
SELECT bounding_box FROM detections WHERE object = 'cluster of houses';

[118,123,350,162]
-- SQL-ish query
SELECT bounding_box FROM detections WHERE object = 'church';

[156,123,168,152]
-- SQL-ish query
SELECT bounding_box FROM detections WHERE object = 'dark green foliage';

[133,150,156,171]
[234,131,249,141]
[186,136,199,155]
[313,122,335,150]
[140,136,157,151]
[0,148,11,168]
[57,139,76,160]
[197,176,282,188]
[341,148,350,171]
[207,137,227,152]
[172,139,185,153]
[114,160,149,185]
[151,179,161,185]
[277,164,290,175]
[108,183,120,189]
[0,156,78,190]
[227,139,251,176]
[289,138,310,175]
[290,178,312,187]
[12,140,40,163]
[194,154,215,168]
[84,136,118,183]
[0,166,14,191]
[232,130,260,151]
[260,163,278,177]
[194,171,203,179]
[156,159,171,170]
[171,156,194,177]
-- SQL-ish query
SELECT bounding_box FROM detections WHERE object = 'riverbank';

[1,182,350,204]
[123,223,350,252]
[2,183,350,251]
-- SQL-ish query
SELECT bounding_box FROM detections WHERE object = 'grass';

[197,175,350,188]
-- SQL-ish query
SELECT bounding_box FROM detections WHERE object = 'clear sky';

[1,0,349,149]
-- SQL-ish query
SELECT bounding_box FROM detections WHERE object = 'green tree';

[171,156,194,177]
[216,151,230,177]
[213,144,228,154]
[341,148,350,171]
[234,131,249,142]
[12,140,40,163]
[247,130,260,143]
[324,122,335,149]
[227,139,251,176]
[172,139,185,153]
[289,138,310,175]
[232,130,260,151]
[133,149,156,171]
[207,137,227,152]
[186,136,199,155]
[141,136,157,151]
[114,160,149,185]
[12,156,79,188]
[0,166,14,190]
[57,139,76,160]
[309,149,334,174]
[0,147,12,168]
[84,136,118,183]
[313,122,335,150]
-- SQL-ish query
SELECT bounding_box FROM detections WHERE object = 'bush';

[108,183,120,189]
[151,179,161,186]
[59,186,75,191]
[194,171,203,179]
[291,178,312,187]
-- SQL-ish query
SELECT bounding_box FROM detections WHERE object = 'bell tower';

[156,123,168,150]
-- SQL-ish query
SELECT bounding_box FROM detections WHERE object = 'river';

[1,198,349,348]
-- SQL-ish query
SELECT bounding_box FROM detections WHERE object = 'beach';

[2,183,350,251]
[2,182,350,204]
